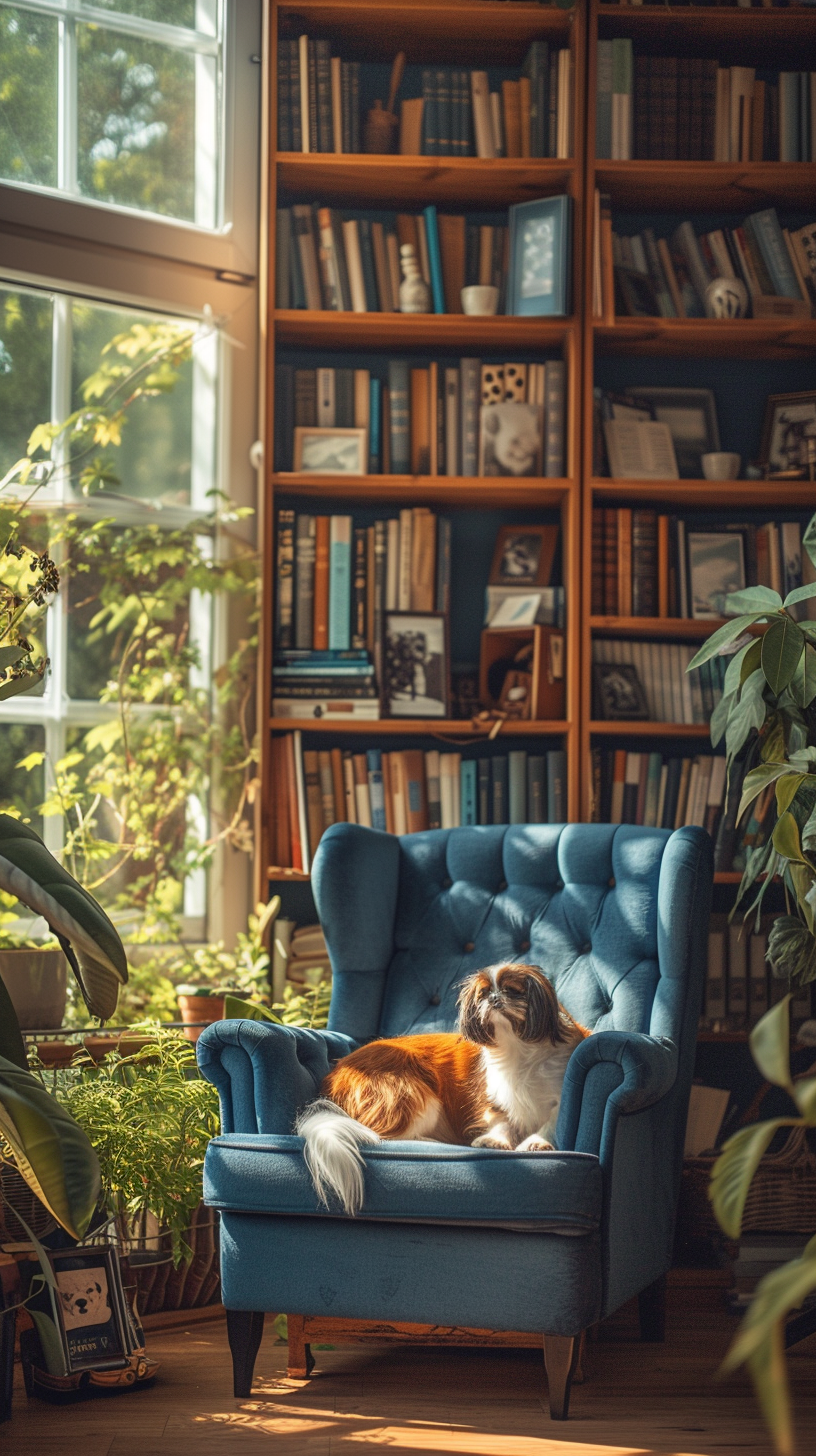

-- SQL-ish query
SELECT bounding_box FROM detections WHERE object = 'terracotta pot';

[176,990,225,1042]
[0,947,67,1030]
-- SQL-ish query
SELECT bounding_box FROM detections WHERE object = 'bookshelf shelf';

[593,161,816,214]
[597,4,816,60]
[274,309,576,352]
[591,478,816,508]
[276,154,576,207]
[590,616,725,639]
[269,718,571,737]
[276,0,573,57]
[594,318,816,360]
[272,472,571,508]
[589,722,712,739]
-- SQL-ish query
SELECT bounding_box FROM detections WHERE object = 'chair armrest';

[196,1019,358,1135]
[556,1031,678,1161]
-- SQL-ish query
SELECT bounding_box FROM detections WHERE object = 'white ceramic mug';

[701,451,741,481]
[461,285,499,316]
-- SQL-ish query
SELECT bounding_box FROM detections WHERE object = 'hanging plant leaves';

[737,763,789,824]
[776,773,808,816]
[723,638,754,695]
[761,616,805,696]
[710,1118,795,1240]
[750,995,794,1088]
[739,637,763,686]
[726,670,768,761]
[767,917,816,986]
[772,811,808,865]
[711,689,735,748]
[726,586,783,615]
[0,1054,101,1239]
[687,614,774,672]
[789,644,816,710]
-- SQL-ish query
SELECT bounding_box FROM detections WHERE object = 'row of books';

[591,508,811,618]
[276,37,572,157]
[591,750,765,875]
[704,917,812,1032]
[591,638,726,724]
[273,358,568,478]
[270,732,568,873]
[598,42,816,161]
[593,196,816,319]
[276,203,509,314]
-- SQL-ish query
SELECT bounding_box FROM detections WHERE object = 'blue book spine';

[747,208,802,298]
[423,205,446,314]
[422,68,438,156]
[367,749,387,830]
[328,515,352,650]
[546,749,567,823]
[369,376,381,472]
[387,359,410,473]
[461,759,477,826]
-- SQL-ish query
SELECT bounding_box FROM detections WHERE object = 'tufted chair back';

[312,822,690,1047]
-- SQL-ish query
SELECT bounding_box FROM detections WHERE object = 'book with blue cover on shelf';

[423,205,446,315]
[328,515,352,651]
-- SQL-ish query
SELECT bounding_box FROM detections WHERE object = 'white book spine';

[398,508,412,611]
[439,756,455,829]
[342,221,368,312]
[298,35,310,154]
[470,72,496,158]
[331,55,343,154]
[386,517,400,610]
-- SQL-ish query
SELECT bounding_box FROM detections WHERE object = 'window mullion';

[57,13,78,197]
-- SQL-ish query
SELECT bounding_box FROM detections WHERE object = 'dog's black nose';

[76,1300,87,1311]
[488,992,502,1006]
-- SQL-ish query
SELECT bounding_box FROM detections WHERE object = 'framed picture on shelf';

[759,391,816,478]
[479,402,543,477]
[507,194,571,318]
[687,531,746,620]
[592,663,649,722]
[383,611,449,719]
[293,426,367,475]
[625,387,720,478]
[49,1246,130,1373]
[488,524,559,588]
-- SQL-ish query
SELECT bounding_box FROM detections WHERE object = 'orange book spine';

[617,508,632,618]
[400,749,429,832]
[658,515,670,620]
[313,515,330,649]
[381,752,395,834]
[284,733,302,871]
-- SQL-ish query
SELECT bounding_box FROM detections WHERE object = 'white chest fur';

[480,1029,575,1142]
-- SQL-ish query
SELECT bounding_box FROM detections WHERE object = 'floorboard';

[6,1287,816,1455]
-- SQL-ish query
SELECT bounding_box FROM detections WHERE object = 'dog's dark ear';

[521,967,564,1044]
[457,975,493,1046]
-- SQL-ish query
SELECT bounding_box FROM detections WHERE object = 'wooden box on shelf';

[479,625,565,722]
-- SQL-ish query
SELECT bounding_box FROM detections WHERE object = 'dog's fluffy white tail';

[296,1099,379,1215]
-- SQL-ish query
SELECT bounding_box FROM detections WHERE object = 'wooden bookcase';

[260,0,587,884]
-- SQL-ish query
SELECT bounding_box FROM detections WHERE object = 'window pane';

[0,7,58,190]
[0,506,49,698]
[71,300,195,504]
[0,723,45,835]
[77,24,210,225]
[90,1,199,29]
[0,287,53,480]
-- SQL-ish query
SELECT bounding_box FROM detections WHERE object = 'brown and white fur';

[296,964,588,1215]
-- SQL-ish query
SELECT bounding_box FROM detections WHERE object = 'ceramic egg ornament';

[704,277,749,320]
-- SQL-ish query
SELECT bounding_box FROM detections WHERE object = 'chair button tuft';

[608,876,616,888]
[555,879,564,890]
[497,879,507,892]
[429,994,441,1006]
[442,877,453,889]
[581,942,592,955]
[519,940,530,953]
[464,941,475,954]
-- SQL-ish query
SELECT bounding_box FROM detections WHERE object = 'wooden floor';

[7,1285,816,1456]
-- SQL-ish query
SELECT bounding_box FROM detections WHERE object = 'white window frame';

[0,0,263,943]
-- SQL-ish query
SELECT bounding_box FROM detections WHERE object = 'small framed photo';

[479,402,543,477]
[507,194,571,317]
[624,387,720,478]
[592,662,649,721]
[687,531,746,620]
[293,426,367,475]
[488,524,559,588]
[384,611,449,718]
[49,1247,130,1373]
[759,391,816,477]
[615,266,659,318]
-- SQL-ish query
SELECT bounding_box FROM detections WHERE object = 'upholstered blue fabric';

[205,1134,602,1229]
[199,823,713,1336]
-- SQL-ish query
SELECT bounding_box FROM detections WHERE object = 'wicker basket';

[123,1202,221,1314]
[678,1126,816,1257]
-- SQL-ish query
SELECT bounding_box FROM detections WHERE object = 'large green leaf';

[0,645,26,671]
[776,772,808,815]
[0,1053,101,1238]
[761,616,805,696]
[750,996,794,1090]
[687,614,770,672]
[726,670,768,761]
[723,638,754,695]
[726,586,782,614]
[0,814,126,1020]
[790,644,816,710]
[710,1118,799,1239]
[784,581,816,610]
[0,673,44,701]
[772,812,808,865]
[723,1240,816,1371]
[710,689,735,748]
[794,1077,816,1121]
[0,971,27,1069]
[737,763,790,824]
[803,513,816,571]
[767,915,816,985]
[223,994,281,1024]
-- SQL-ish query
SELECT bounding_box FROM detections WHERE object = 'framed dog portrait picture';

[479,402,543,477]
[488,524,559,589]
[384,611,449,718]
[293,426,367,475]
[49,1247,129,1373]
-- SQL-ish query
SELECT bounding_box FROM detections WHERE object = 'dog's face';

[457,964,566,1047]
[56,1271,108,1329]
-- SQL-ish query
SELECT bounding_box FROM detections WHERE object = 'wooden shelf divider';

[276,153,576,206]
[269,718,571,737]
[275,309,577,351]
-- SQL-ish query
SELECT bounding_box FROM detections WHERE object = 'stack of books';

[705,916,813,1032]
[728,1235,814,1314]
[276,203,509,314]
[273,648,380,722]
[274,358,567,478]
[597,40,816,162]
[270,734,569,873]
[597,203,815,319]
[591,506,809,616]
[591,638,725,724]
[277,38,573,158]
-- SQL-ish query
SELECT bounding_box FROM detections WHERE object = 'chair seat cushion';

[204,1134,602,1233]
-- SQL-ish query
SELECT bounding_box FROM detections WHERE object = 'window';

[0,0,261,942]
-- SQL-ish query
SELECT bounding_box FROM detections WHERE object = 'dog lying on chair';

[297,963,588,1215]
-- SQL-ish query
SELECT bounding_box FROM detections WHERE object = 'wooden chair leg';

[638,1274,667,1342]
[287,1313,316,1378]
[226,1309,265,1397]
[572,1328,586,1384]
[543,1333,580,1420]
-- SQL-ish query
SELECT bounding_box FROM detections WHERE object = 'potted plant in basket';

[687,513,816,1453]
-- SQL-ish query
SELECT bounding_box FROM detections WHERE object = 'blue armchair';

[198,822,712,1418]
